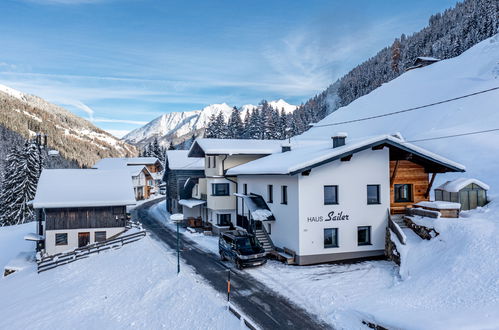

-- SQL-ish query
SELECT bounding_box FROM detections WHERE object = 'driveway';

[134,199,332,330]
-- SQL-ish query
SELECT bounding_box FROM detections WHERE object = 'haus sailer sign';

[307,211,350,222]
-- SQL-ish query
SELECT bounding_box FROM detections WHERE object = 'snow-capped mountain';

[123,100,297,146]
[0,84,137,168]
[299,34,499,191]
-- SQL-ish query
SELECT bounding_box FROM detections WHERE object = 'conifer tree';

[0,142,43,226]
[227,106,243,139]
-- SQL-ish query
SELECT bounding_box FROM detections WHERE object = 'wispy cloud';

[94,118,148,125]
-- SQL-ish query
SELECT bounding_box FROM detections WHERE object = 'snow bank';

[0,220,241,329]
[0,222,36,270]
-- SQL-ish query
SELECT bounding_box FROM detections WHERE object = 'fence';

[37,231,146,273]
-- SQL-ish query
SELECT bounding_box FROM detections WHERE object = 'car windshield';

[236,237,257,250]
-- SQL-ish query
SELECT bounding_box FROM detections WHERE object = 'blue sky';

[0,0,459,137]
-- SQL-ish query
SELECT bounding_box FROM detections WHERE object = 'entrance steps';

[392,214,408,229]
[254,229,275,254]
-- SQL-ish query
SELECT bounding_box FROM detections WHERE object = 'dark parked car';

[219,230,267,269]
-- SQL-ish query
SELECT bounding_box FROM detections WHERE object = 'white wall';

[206,177,237,210]
[237,175,300,252]
[297,147,390,257]
[45,227,125,256]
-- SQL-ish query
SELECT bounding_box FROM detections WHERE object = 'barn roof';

[32,169,136,208]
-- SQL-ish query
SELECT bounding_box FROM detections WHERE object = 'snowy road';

[134,199,331,330]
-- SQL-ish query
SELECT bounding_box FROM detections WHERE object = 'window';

[212,183,230,196]
[435,189,443,201]
[281,185,288,205]
[243,184,248,195]
[367,185,380,204]
[212,156,216,168]
[207,157,211,168]
[394,184,413,202]
[267,185,273,203]
[95,231,107,243]
[112,206,124,215]
[324,185,338,205]
[55,233,68,246]
[357,226,371,245]
[324,228,338,248]
[217,214,231,226]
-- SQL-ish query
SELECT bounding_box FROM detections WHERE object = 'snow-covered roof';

[416,56,440,62]
[188,138,284,157]
[227,134,465,175]
[178,199,206,208]
[166,150,204,170]
[94,157,160,170]
[128,165,150,177]
[32,169,136,208]
[436,178,489,192]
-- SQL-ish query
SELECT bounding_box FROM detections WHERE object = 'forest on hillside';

[204,0,498,141]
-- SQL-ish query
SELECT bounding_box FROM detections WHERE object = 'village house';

[225,134,465,265]
[405,56,441,71]
[186,138,283,233]
[32,169,136,256]
[94,157,164,200]
[163,150,204,217]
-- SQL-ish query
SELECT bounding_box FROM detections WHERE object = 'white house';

[226,134,465,265]
[32,169,136,256]
[187,138,283,233]
[94,157,163,200]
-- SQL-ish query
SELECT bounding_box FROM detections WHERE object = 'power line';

[405,128,499,143]
[312,86,499,127]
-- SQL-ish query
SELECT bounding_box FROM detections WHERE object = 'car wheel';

[236,260,243,270]
[220,251,226,261]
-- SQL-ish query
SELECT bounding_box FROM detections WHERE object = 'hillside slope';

[124,99,297,147]
[0,85,137,168]
[299,34,499,191]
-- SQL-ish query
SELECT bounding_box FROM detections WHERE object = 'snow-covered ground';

[149,200,499,329]
[0,221,242,330]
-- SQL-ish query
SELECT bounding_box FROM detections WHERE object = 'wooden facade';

[390,160,430,214]
[44,206,127,230]
[163,166,204,213]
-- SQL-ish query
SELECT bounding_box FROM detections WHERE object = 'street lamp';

[170,213,184,274]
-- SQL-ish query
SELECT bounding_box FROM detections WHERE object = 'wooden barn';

[163,150,205,214]
[435,178,489,210]
[32,169,136,256]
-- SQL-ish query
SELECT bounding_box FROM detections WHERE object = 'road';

[134,199,332,330]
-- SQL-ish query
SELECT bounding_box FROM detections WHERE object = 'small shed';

[435,178,489,211]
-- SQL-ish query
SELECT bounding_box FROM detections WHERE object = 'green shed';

[435,178,489,211]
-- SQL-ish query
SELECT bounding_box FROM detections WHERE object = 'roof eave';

[289,138,465,175]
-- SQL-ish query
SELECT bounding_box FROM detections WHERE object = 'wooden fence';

[37,231,146,273]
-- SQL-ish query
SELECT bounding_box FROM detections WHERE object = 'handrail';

[387,210,406,245]
[37,230,146,273]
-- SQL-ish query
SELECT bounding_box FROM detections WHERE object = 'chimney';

[332,133,347,148]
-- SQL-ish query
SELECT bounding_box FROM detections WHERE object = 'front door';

[78,232,90,248]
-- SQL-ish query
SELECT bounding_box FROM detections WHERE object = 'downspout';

[222,155,239,228]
